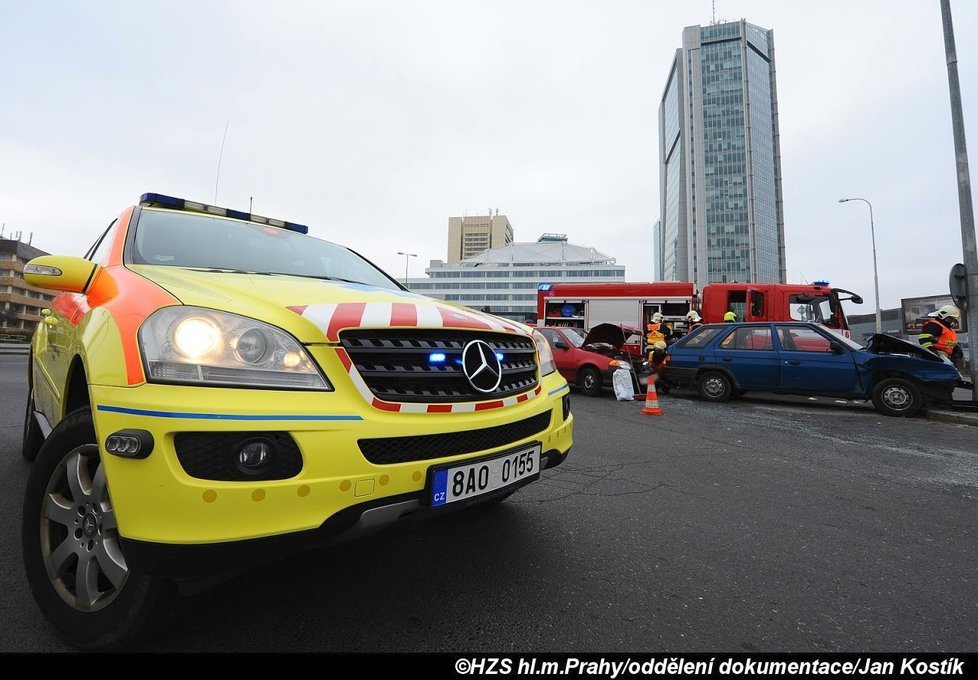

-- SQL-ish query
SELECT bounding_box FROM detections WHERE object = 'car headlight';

[532,330,557,377]
[139,307,329,390]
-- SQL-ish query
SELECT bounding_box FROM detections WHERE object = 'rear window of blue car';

[677,327,725,349]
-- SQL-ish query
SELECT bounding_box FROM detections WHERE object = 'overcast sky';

[2,1,976,312]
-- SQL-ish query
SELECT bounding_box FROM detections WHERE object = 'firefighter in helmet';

[918,305,961,363]
[648,340,670,393]
[724,310,738,322]
[645,312,668,352]
[685,310,704,334]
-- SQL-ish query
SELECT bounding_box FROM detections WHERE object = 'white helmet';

[685,310,702,323]
[651,312,664,323]
[936,305,960,321]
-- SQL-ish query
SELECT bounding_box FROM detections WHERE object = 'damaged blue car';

[663,322,963,417]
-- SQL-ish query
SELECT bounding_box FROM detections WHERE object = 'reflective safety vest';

[646,323,665,346]
[933,319,958,354]
[918,319,958,356]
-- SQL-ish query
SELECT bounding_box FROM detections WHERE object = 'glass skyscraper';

[656,20,786,288]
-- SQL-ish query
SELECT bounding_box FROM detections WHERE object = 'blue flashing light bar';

[139,193,309,234]
[813,280,830,287]
[538,283,553,291]
[428,352,447,363]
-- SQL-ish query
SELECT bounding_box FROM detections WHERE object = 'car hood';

[863,333,943,362]
[129,265,528,343]
[582,323,642,350]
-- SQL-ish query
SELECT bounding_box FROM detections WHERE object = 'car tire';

[578,366,602,397]
[871,378,922,417]
[697,371,733,402]
[22,388,44,462]
[22,407,174,650]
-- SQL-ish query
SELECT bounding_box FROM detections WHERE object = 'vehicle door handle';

[786,360,801,365]
[722,357,732,362]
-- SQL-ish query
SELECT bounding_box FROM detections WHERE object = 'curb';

[927,408,978,427]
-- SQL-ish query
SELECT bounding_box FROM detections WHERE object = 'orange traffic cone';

[640,375,664,416]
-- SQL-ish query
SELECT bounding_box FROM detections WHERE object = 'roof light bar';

[139,193,309,234]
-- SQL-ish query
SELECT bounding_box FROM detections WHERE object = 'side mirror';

[553,341,570,351]
[829,341,845,354]
[24,255,98,293]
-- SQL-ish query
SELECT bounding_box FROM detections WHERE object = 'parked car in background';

[663,322,963,417]
[533,324,641,397]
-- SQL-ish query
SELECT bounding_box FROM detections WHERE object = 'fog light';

[104,430,154,459]
[233,438,275,477]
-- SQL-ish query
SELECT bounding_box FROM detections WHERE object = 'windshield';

[129,208,401,290]
[561,327,586,348]
[789,294,845,329]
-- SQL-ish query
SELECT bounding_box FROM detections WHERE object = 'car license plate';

[430,444,541,507]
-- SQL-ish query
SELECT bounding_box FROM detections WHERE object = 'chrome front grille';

[339,330,538,403]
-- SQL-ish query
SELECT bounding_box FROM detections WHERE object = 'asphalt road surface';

[1,354,976,652]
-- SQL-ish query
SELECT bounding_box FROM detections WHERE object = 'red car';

[534,324,642,397]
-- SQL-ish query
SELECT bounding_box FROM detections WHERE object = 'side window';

[720,327,773,350]
[789,302,809,322]
[85,220,119,264]
[778,326,832,352]
[750,290,765,318]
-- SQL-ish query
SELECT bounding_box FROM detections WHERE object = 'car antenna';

[214,119,230,204]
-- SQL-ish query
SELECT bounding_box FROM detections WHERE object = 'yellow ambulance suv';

[20,193,573,649]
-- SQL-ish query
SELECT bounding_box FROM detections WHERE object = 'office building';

[657,19,786,288]
[447,213,514,263]
[0,237,54,338]
[409,234,625,322]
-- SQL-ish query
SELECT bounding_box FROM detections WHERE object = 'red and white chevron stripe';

[287,301,524,341]
[287,301,536,412]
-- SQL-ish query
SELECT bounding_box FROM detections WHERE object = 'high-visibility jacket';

[919,319,957,356]
[646,323,666,347]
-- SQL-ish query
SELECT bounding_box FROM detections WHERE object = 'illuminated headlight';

[532,330,556,377]
[139,307,329,390]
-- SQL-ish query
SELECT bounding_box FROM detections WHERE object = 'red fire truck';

[537,281,863,338]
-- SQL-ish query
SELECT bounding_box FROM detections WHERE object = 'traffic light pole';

[941,0,978,399]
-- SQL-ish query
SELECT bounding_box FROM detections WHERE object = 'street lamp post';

[839,197,882,334]
[397,251,418,286]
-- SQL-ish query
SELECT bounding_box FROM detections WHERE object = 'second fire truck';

[537,281,863,337]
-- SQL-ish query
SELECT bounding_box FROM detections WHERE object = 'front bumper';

[90,375,573,552]
[662,365,699,386]
[120,448,569,578]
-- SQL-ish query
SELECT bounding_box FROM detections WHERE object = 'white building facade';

[407,235,625,322]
